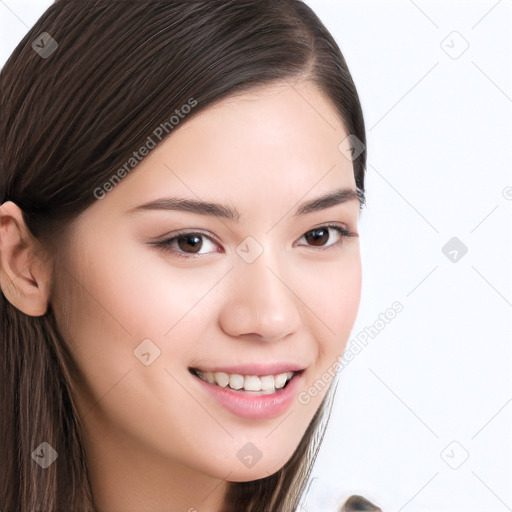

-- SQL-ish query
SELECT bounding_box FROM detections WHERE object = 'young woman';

[0,1,381,510]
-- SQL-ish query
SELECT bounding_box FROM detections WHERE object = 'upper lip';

[189,362,306,376]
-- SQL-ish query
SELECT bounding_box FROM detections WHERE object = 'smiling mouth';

[189,367,301,394]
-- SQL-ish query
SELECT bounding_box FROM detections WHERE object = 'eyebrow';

[126,187,364,221]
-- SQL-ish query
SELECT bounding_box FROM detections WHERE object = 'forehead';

[84,81,357,225]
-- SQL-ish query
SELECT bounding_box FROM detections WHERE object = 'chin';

[226,467,281,483]
[225,450,294,482]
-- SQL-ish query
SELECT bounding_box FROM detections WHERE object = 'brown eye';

[299,225,353,249]
[304,227,329,247]
[176,234,203,254]
[154,231,219,258]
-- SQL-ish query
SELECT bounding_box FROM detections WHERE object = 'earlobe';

[0,201,52,317]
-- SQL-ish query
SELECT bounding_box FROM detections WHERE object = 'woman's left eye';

[296,225,354,249]
[152,225,355,259]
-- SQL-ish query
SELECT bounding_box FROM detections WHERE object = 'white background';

[1,1,511,511]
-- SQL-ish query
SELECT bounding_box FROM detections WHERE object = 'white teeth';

[195,369,295,393]
[274,373,288,389]
[213,371,229,387]
[229,373,244,390]
[259,375,275,393]
[244,375,261,391]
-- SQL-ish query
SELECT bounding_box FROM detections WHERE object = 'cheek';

[53,233,230,403]
[292,248,361,405]
[64,227,224,341]
[297,247,362,345]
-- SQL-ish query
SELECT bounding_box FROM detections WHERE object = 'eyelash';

[151,224,356,259]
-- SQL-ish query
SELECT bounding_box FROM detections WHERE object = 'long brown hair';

[0,1,369,510]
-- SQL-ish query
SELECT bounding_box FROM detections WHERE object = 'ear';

[0,201,52,317]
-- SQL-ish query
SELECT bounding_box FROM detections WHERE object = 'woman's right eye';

[153,231,220,258]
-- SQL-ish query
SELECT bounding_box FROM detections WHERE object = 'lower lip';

[192,371,303,420]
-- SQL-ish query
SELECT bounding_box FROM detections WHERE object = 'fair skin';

[0,81,362,512]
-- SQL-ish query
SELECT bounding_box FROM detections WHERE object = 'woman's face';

[52,81,362,486]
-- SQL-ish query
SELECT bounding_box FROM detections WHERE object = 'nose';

[218,249,302,343]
